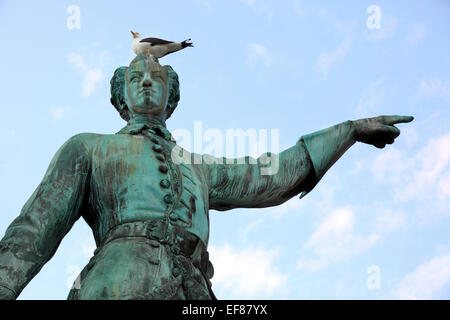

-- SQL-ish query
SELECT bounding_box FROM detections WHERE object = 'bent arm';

[202,121,356,211]
[0,134,90,299]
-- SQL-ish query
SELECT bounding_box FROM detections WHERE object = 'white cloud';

[241,0,256,5]
[405,22,427,46]
[66,264,82,290]
[194,0,211,9]
[438,171,450,201]
[291,0,305,16]
[374,208,406,233]
[50,106,70,121]
[297,208,379,272]
[355,77,385,116]
[82,240,96,259]
[316,8,329,20]
[98,50,112,66]
[308,208,353,243]
[371,147,405,184]
[393,253,450,299]
[397,134,450,202]
[241,216,265,236]
[371,133,450,205]
[419,78,450,102]
[209,244,287,298]
[315,37,352,78]
[333,19,358,36]
[265,196,307,219]
[246,43,272,69]
[68,52,106,97]
[67,53,86,70]
[82,68,105,97]
[364,15,398,42]
[240,0,274,20]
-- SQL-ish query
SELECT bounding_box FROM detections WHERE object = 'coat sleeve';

[0,134,90,299]
[202,121,356,211]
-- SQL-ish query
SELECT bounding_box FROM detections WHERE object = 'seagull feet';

[147,54,158,63]
[182,38,194,48]
[145,50,158,62]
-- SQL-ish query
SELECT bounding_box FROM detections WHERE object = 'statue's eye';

[151,71,163,79]
[129,73,142,82]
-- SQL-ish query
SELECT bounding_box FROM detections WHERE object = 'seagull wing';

[139,37,174,46]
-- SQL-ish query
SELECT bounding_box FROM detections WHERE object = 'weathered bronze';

[0,54,413,299]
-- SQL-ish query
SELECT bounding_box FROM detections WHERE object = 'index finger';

[382,115,414,126]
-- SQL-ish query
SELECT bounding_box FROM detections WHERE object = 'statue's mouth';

[140,88,154,95]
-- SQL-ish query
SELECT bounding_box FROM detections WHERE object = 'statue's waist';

[99,220,213,280]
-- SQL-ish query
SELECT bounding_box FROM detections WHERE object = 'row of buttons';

[150,133,173,205]
[146,130,184,225]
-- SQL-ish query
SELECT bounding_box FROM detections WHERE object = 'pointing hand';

[352,115,414,148]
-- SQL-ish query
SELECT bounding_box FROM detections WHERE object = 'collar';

[116,122,176,142]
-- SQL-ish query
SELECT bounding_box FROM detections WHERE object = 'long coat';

[0,120,355,299]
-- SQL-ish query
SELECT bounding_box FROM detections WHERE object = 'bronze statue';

[0,53,413,299]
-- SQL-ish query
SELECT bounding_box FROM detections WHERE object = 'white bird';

[131,31,193,59]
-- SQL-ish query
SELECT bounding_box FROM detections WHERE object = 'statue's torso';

[68,131,213,299]
[84,132,210,247]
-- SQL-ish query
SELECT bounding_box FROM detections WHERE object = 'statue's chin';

[131,104,165,117]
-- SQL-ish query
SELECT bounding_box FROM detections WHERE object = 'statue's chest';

[91,135,210,243]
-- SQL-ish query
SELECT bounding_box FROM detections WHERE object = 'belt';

[101,220,171,248]
[100,220,215,292]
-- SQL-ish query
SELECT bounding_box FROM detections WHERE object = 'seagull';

[131,31,193,59]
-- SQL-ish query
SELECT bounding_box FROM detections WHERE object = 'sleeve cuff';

[298,120,356,198]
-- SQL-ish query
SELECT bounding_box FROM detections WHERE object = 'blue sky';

[0,0,449,299]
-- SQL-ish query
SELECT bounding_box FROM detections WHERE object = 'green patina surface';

[0,54,412,300]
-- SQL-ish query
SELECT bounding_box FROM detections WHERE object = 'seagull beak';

[131,30,136,37]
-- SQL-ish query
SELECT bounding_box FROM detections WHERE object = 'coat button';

[160,179,170,188]
[163,194,173,204]
[150,137,159,144]
[156,154,165,162]
[172,266,181,277]
[152,145,163,153]
[159,164,168,173]
[171,246,180,255]
[148,240,160,248]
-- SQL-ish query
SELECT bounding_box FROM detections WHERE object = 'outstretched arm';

[300,115,413,197]
[201,136,315,211]
[202,115,413,211]
[0,134,90,299]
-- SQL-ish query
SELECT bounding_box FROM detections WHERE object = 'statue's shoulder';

[56,133,138,163]
[66,132,137,148]
[66,132,106,144]
[62,132,115,152]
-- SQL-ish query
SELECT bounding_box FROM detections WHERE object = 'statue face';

[125,56,169,117]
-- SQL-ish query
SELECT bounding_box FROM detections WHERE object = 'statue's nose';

[142,78,153,87]
[142,73,153,87]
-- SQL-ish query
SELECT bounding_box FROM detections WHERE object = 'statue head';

[110,54,180,122]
